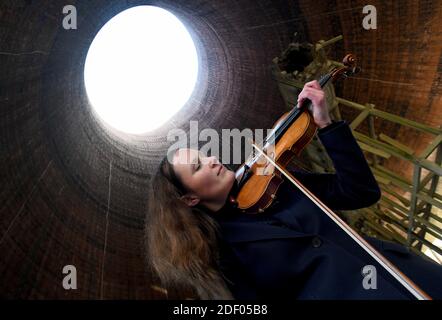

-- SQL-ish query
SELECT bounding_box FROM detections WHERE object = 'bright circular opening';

[84,6,199,134]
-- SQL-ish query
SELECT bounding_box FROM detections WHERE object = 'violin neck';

[263,73,333,147]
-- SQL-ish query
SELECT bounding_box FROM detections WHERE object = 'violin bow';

[251,142,432,300]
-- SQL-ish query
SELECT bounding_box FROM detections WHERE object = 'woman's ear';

[180,194,200,207]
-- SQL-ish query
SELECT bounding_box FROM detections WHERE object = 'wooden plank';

[407,165,421,247]
[368,114,380,166]
[415,237,442,257]
[385,207,408,221]
[364,220,394,241]
[335,97,365,111]
[336,97,441,135]
[416,158,442,176]
[350,109,370,130]
[315,35,343,50]
[359,142,391,158]
[380,196,409,214]
[413,215,442,237]
[419,134,442,159]
[372,167,411,189]
[376,172,442,213]
[375,208,435,242]
[379,133,414,155]
[419,172,435,191]
[375,168,442,209]
[384,225,427,257]
[354,131,414,162]
[374,174,391,185]
[416,144,442,251]
[382,217,442,256]
[424,211,442,224]
[415,192,442,210]
[381,185,411,207]
[384,224,407,243]
[355,132,442,175]
[373,208,407,228]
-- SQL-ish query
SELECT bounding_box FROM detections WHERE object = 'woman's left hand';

[297,80,332,129]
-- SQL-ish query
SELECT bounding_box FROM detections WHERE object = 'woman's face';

[172,148,236,208]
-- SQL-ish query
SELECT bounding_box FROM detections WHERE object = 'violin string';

[271,73,332,143]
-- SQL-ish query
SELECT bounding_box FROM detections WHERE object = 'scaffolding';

[272,35,442,263]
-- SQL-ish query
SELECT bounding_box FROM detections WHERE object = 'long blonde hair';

[144,153,234,299]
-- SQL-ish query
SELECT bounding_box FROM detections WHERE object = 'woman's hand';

[297,80,332,129]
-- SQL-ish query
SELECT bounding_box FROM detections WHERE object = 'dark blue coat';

[214,121,442,300]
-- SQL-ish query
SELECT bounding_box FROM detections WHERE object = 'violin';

[228,54,432,300]
[230,54,359,213]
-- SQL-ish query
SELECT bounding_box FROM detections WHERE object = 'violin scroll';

[331,54,361,81]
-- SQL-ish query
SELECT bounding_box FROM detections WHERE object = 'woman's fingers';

[297,86,324,107]
[304,80,321,90]
[296,82,331,128]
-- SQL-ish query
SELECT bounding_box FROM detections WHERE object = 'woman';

[145,81,442,300]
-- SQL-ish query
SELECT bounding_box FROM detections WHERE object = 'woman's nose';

[208,156,219,167]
